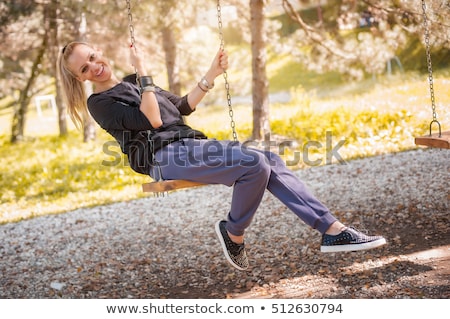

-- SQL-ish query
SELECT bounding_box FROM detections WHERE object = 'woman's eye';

[81,54,96,73]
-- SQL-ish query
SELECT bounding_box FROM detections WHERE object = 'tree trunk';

[161,26,181,96]
[250,0,270,141]
[48,0,68,137]
[317,0,323,25]
[10,34,47,143]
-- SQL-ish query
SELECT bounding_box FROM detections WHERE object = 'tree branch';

[281,0,357,61]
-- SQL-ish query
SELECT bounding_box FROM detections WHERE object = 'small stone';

[50,282,65,291]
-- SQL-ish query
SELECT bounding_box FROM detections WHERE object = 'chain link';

[217,0,238,142]
[126,0,139,80]
[421,0,441,137]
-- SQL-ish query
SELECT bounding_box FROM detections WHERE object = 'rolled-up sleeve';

[158,89,194,116]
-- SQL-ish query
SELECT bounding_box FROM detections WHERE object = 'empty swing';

[414,0,450,149]
[125,0,238,193]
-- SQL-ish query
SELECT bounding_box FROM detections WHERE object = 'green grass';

[0,131,150,223]
[1,66,449,224]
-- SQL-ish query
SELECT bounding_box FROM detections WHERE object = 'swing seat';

[142,179,207,193]
[415,131,450,149]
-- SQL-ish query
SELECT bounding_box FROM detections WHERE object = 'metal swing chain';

[126,0,140,82]
[217,0,238,142]
[421,0,441,137]
[127,0,236,143]
[127,0,167,197]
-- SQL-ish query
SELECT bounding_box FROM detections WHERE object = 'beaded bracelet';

[141,86,156,94]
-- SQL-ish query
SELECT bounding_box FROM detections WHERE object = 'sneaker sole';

[214,221,248,271]
[321,237,387,253]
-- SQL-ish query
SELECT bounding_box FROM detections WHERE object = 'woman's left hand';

[209,49,228,78]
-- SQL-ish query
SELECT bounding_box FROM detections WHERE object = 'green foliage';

[267,54,342,92]
[0,131,149,224]
[271,104,421,165]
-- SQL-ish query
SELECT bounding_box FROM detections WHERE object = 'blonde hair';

[57,41,91,129]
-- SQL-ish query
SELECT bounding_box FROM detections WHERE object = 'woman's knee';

[242,149,271,179]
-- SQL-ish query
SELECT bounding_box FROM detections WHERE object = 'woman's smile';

[94,64,105,77]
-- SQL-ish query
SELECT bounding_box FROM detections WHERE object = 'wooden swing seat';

[415,130,450,149]
[142,179,207,193]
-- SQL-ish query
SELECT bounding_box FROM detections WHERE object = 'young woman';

[58,41,386,271]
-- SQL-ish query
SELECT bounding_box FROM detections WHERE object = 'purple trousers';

[151,138,336,236]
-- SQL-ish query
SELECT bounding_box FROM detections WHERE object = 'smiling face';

[66,44,113,84]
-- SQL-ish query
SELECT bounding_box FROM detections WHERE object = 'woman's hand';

[186,48,229,110]
[200,48,228,91]
[129,44,161,128]
[129,44,147,75]
[209,49,228,78]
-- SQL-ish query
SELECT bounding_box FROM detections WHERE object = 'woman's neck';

[93,76,121,94]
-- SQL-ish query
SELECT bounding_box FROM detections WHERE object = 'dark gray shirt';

[87,81,207,175]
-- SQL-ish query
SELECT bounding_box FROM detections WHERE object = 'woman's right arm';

[129,45,163,129]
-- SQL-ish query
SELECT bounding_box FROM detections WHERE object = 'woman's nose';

[88,63,101,75]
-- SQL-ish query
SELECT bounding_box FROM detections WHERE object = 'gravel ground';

[0,148,449,299]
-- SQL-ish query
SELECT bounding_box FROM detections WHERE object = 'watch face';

[202,77,213,89]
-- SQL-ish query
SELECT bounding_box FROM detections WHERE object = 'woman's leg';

[254,149,337,234]
[152,138,271,236]
[152,140,386,269]
[256,149,386,253]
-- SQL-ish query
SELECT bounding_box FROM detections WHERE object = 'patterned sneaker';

[321,226,386,253]
[215,220,249,270]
